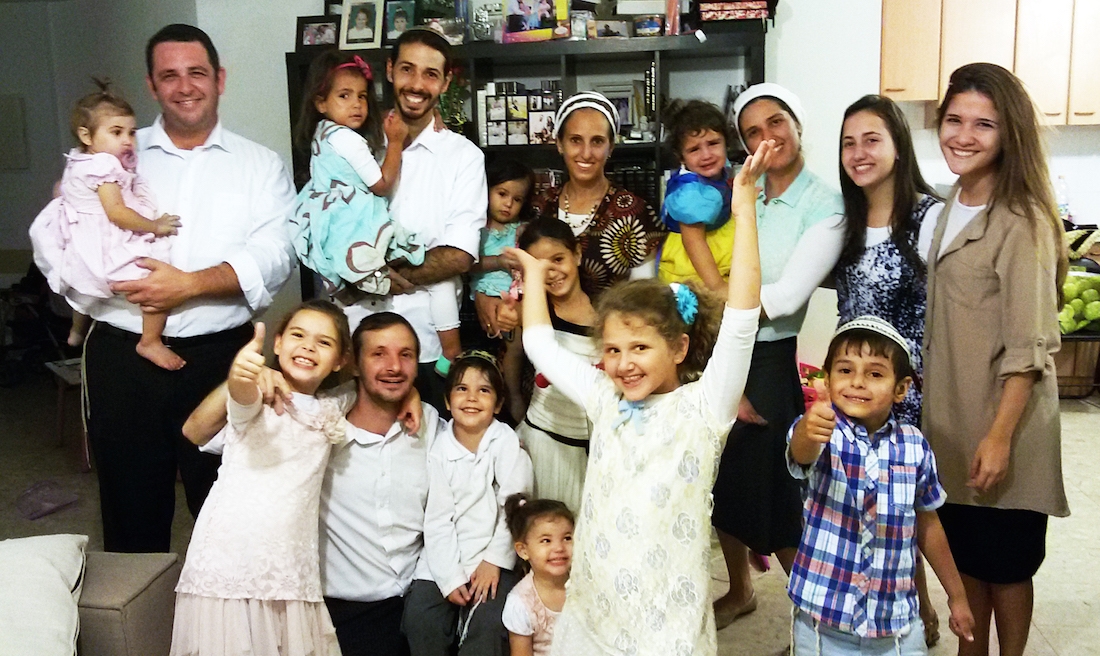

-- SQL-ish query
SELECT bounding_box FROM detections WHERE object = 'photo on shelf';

[594,83,635,131]
[529,111,556,144]
[503,0,569,42]
[488,121,507,145]
[340,0,384,49]
[486,96,507,121]
[507,120,530,145]
[326,2,344,15]
[383,0,415,44]
[529,94,542,111]
[507,95,529,120]
[593,19,630,37]
[424,17,466,45]
[298,15,341,52]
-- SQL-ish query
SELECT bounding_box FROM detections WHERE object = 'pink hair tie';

[336,55,373,81]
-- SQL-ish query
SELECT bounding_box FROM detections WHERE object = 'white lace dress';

[522,306,758,656]
[170,394,347,656]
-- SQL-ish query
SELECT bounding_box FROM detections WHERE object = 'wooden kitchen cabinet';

[940,0,1017,98]
[1015,0,1073,125]
[880,0,941,101]
[1069,0,1100,125]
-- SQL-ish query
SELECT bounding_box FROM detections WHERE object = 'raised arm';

[370,111,408,196]
[698,141,771,423]
[510,248,601,405]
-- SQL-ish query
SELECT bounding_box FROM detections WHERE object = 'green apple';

[1081,288,1099,304]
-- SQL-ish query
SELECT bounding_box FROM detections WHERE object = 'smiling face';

[80,112,138,169]
[356,9,369,28]
[387,41,451,126]
[939,90,1002,188]
[680,128,727,179]
[274,309,347,395]
[146,40,224,148]
[557,108,612,185]
[446,366,502,437]
[526,236,581,299]
[316,68,369,130]
[738,98,801,174]
[356,323,419,405]
[826,340,910,433]
[600,312,687,402]
[516,515,574,580]
[488,178,530,225]
[841,109,898,193]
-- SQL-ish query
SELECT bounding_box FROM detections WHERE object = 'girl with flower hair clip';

[506,138,774,655]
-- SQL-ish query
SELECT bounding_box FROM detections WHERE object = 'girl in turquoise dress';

[291,50,423,295]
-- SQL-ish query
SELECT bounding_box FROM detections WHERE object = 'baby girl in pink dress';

[30,81,183,369]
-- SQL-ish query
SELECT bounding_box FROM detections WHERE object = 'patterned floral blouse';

[834,195,941,425]
[531,185,665,299]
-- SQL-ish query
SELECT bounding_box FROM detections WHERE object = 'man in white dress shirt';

[345,28,487,414]
[83,24,295,553]
[320,312,439,656]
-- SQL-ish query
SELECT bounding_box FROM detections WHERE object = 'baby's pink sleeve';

[78,152,132,190]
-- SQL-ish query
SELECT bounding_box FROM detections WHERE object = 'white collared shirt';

[88,117,295,337]
[422,419,533,597]
[320,403,440,602]
[347,127,487,362]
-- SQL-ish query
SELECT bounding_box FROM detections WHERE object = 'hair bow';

[337,55,373,81]
[669,283,698,326]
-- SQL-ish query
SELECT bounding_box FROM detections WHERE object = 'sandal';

[714,592,758,630]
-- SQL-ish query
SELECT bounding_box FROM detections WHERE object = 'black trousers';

[84,321,252,553]
[326,596,411,656]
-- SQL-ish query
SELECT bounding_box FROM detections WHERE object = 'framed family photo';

[383,0,415,45]
[297,15,341,52]
[340,1,384,49]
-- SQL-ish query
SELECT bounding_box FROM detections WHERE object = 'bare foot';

[136,340,186,370]
[67,330,86,348]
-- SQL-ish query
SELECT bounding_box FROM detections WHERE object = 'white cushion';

[0,534,88,656]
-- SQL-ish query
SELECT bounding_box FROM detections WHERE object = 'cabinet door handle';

[1044,112,1062,117]
[1074,111,1096,116]
[884,87,906,92]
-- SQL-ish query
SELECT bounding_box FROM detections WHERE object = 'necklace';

[560,181,608,233]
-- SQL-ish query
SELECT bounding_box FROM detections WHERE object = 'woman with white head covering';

[710,83,846,628]
[529,91,665,299]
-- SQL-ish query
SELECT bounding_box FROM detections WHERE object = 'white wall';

[0,3,64,261]
[196,0,318,164]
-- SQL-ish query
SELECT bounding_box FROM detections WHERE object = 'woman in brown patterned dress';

[529,92,665,299]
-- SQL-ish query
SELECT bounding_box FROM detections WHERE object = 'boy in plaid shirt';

[786,316,974,654]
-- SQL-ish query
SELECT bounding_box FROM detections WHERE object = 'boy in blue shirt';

[787,316,975,653]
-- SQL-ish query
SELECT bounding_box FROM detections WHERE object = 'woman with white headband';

[709,83,846,629]
[528,92,665,299]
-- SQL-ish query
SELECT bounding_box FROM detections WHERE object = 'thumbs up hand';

[789,377,836,465]
[229,323,267,405]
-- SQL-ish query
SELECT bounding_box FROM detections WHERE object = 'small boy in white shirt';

[402,351,534,656]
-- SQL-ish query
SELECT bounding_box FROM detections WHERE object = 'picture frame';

[528,111,555,144]
[507,120,530,145]
[590,19,630,38]
[297,15,341,52]
[487,121,507,145]
[340,1,384,50]
[325,2,344,15]
[383,0,415,45]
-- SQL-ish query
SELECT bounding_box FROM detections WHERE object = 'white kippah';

[834,315,914,369]
[731,82,806,150]
[553,91,620,139]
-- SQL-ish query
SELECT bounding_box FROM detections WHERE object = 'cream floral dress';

[170,393,348,656]
[522,307,758,656]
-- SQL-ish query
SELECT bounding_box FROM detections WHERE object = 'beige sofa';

[78,552,181,656]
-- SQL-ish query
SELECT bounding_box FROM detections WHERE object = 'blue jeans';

[791,607,927,656]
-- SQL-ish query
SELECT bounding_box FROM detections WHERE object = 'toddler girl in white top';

[29,81,183,369]
[404,351,534,656]
[507,138,774,656]
[502,493,574,656]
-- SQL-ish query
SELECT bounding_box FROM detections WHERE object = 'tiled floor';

[2,371,1098,654]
